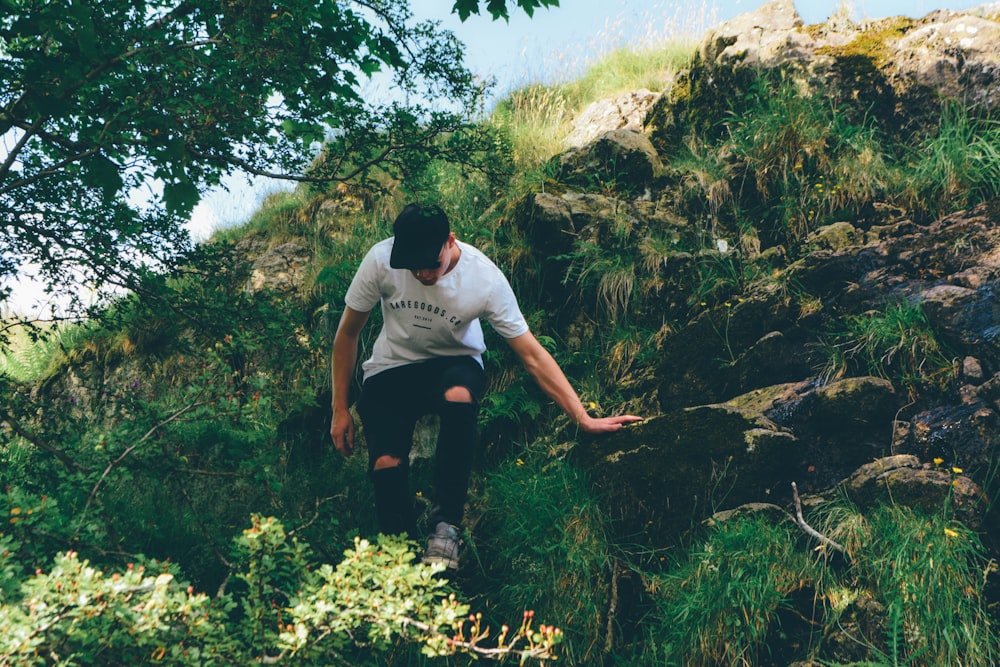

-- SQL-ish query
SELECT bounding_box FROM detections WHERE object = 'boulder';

[572,403,797,544]
[698,0,812,67]
[556,128,662,195]
[247,242,311,295]
[565,89,660,148]
[837,455,987,527]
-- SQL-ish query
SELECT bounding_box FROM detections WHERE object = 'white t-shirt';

[344,238,530,380]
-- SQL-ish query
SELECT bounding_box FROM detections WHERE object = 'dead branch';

[791,482,844,554]
[75,400,211,533]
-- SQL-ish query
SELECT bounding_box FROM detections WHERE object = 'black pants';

[356,356,485,537]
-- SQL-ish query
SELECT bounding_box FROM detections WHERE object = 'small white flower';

[715,239,729,253]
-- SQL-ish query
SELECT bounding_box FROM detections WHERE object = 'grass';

[633,496,998,667]
[904,102,1000,219]
[828,300,955,392]
[724,72,896,243]
[816,501,1000,667]
[474,440,616,666]
[641,514,822,667]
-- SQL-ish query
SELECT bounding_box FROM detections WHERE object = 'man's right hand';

[330,406,356,457]
[330,307,369,459]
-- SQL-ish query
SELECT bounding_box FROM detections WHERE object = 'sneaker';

[422,521,462,570]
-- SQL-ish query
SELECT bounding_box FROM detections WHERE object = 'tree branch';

[0,407,86,474]
[75,400,211,535]
[791,482,844,554]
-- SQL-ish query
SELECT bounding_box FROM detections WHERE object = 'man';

[330,203,641,569]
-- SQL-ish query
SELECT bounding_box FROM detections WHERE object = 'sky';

[7,0,994,315]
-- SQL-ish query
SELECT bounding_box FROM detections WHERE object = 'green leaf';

[163,180,200,216]
[486,0,509,20]
[83,155,124,202]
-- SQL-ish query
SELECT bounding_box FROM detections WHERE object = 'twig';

[605,558,619,654]
[287,494,346,538]
[75,400,210,533]
[791,482,844,554]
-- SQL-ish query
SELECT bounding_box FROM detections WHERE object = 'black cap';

[389,203,451,270]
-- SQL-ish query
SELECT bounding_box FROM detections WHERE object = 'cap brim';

[389,240,443,270]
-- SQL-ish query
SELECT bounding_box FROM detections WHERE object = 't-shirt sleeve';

[483,271,530,339]
[343,246,383,312]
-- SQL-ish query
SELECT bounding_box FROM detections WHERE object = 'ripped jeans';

[356,356,485,537]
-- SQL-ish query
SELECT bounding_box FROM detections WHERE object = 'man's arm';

[505,331,642,434]
[330,306,371,457]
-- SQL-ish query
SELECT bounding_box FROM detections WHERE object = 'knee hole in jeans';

[443,385,473,403]
[373,455,403,470]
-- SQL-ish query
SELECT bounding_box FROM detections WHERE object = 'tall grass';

[904,102,1000,219]
[817,501,1000,667]
[474,441,616,666]
[829,300,955,392]
[724,72,896,242]
[634,497,998,667]
[641,515,822,667]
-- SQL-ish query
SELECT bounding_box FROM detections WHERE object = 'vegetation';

[821,300,955,393]
[0,0,543,323]
[3,2,1000,665]
[0,518,562,665]
[632,498,999,667]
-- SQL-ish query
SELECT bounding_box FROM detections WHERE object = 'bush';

[0,516,562,666]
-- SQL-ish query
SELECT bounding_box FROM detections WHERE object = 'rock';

[247,242,311,294]
[963,356,985,381]
[839,455,988,528]
[706,502,789,526]
[656,297,813,411]
[699,0,812,67]
[572,404,797,545]
[896,401,1000,476]
[806,221,859,251]
[565,89,660,148]
[757,376,901,489]
[556,128,663,195]
[892,13,1000,110]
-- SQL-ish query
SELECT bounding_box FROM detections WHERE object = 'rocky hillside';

[500,0,1000,546]
[9,2,1000,665]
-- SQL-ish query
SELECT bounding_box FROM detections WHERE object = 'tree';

[0,0,558,321]
[452,0,560,21]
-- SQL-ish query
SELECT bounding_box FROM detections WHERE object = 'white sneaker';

[421,522,461,570]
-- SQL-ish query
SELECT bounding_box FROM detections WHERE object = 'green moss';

[814,17,914,70]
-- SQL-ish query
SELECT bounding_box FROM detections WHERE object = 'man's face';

[410,240,451,286]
